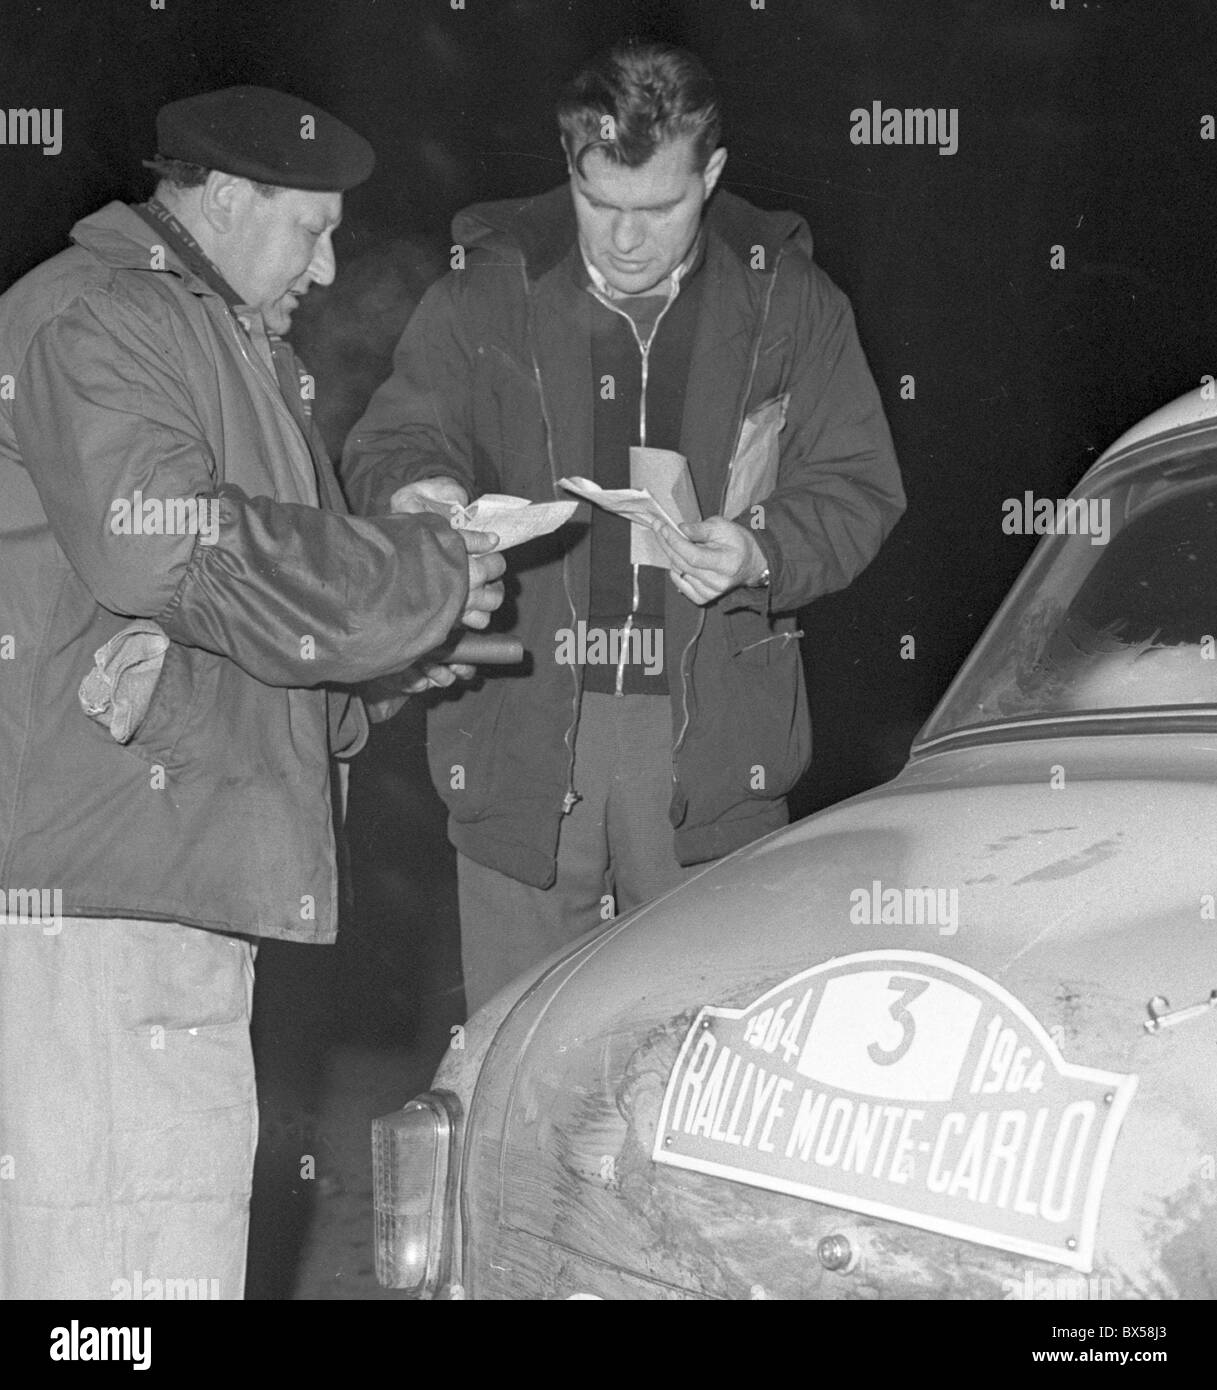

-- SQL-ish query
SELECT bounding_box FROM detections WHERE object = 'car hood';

[456,733,1217,1298]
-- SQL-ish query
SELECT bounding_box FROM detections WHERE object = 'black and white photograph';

[0,0,1214,1350]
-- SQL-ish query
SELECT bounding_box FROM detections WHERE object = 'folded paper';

[448,493,578,552]
[561,448,701,571]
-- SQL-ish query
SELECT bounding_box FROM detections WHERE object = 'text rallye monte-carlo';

[374,387,1217,1300]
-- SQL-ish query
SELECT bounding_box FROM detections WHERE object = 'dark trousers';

[457,692,700,1014]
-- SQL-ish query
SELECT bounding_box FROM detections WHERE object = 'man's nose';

[611,213,645,254]
[308,232,337,287]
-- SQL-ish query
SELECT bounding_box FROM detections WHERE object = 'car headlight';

[373,1090,460,1296]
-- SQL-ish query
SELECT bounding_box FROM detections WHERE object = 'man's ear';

[199,170,244,234]
[702,146,727,198]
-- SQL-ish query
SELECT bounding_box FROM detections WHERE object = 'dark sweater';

[580,243,706,694]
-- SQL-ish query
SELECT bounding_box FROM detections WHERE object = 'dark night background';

[3,0,1215,1297]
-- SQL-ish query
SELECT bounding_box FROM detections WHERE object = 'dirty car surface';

[375,390,1217,1300]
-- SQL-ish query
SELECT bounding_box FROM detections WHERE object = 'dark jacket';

[0,203,470,941]
[343,186,904,887]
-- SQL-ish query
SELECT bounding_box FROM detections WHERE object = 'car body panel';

[409,390,1217,1299]
[449,738,1217,1298]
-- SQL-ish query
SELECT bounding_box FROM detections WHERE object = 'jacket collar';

[70,201,218,296]
[129,199,245,310]
[452,183,811,284]
[69,201,265,323]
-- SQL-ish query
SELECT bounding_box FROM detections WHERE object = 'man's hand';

[380,529,509,695]
[458,527,505,630]
[362,658,478,722]
[389,478,504,629]
[652,517,768,606]
[372,529,504,700]
[389,476,470,516]
[398,660,477,694]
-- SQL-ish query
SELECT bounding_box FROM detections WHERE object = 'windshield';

[921,446,1217,744]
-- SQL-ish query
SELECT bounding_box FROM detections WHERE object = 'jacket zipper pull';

[561,790,582,814]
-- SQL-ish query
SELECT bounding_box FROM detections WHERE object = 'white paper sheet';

[558,476,681,529]
[448,493,578,551]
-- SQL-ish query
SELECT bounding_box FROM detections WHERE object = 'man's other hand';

[399,660,477,694]
[460,528,505,630]
[389,476,470,516]
[653,517,768,605]
[363,658,477,720]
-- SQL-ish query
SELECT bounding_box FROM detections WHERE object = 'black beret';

[154,85,374,191]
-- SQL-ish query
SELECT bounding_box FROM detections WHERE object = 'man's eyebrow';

[583,193,681,212]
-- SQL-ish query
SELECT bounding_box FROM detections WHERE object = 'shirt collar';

[579,226,705,304]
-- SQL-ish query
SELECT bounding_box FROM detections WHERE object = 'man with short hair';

[0,85,504,1298]
[344,43,904,1013]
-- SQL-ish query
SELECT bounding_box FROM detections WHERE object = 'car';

[373,387,1217,1300]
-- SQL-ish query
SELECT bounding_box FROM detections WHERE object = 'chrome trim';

[912,707,1217,759]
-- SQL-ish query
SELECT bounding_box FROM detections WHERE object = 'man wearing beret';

[343,42,904,1015]
[0,85,504,1298]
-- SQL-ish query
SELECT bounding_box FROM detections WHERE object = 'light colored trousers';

[0,916,257,1300]
[458,692,700,1014]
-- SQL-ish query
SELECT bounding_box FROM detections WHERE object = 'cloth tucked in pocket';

[78,620,170,744]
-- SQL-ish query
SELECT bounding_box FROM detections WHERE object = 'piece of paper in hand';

[628,447,701,569]
[561,449,701,571]
[559,477,678,526]
[450,493,578,551]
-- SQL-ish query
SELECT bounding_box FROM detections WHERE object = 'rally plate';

[652,951,1137,1272]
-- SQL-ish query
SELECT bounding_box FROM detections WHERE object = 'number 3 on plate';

[867,974,930,1067]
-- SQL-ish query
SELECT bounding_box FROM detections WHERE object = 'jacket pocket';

[723,393,789,521]
[120,640,215,769]
[683,608,810,816]
[724,603,803,668]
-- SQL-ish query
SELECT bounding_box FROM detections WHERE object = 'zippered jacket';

[0,202,470,940]
[343,186,905,886]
